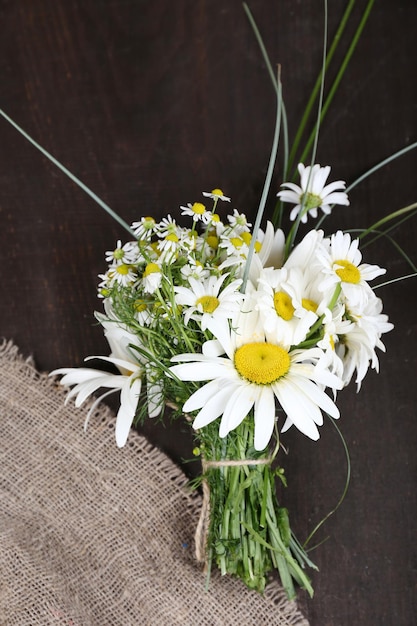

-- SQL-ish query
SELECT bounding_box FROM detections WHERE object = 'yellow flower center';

[274,291,295,321]
[166,232,179,242]
[206,230,219,249]
[195,295,220,314]
[230,236,243,249]
[241,232,252,246]
[334,259,361,284]
[134,299,147,313]
[207,235,219,249]
[116,263,130,275]
[302,298,318,313]
[234,342,290,385]
[192,202,206,215]
[211,188,224,197]
[143,262,161,277]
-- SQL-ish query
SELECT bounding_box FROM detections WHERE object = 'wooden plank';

[0,1,416,623]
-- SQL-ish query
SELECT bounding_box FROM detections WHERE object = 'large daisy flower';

[51,312,162,447]
[256,266,318,347]
[277,163,349,223]
[170,297,342,450]
[317,231,386,309]
[335,293,393,389]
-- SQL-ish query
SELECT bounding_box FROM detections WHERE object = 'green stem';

[287,0,356,175]
[0,108,135,237]
[303,417,351,549]
[241,67,283,292]
[346,141,417,195]
[358,202,417,240]
[284,0,329,258]
[295,0,375,172]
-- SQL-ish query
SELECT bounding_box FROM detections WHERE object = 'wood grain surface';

[1,1,416,624]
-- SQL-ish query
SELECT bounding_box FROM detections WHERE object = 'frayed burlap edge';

[0,339,310,626]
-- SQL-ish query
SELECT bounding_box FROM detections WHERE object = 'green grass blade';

[0,108,136,237]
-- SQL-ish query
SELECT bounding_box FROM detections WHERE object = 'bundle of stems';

[197,419,316,598]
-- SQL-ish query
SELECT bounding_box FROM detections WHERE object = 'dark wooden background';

[1,1,416,624]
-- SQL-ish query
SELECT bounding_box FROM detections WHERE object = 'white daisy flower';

[241,222,286,284]
[50,319,162,448]
[170,299,343,450]
[337,294,393,389]
[202,188,231,202]
[317,231,386,309]
[174,274,243,331]
[256,222,285,270]
[317,303,354,382]
[256,267,318,347]
[277,163,349,223]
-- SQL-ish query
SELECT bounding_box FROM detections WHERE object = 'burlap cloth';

[0,340,309,625]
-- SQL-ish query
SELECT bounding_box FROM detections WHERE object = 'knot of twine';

[194,455,271,565]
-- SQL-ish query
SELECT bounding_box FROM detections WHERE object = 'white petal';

[254,386,276,450]
[51,367,106,385]
[115,377,141,447]
[183,378,222,412]
[70,374,123,407]
[219,384,256,437]
[296,375,340,419]
[273,378,320,440]
[170,360,229,381]
[192,382,237,430]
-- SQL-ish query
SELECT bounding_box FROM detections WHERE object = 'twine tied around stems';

[194,455,272,565]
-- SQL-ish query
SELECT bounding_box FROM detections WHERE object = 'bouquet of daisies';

[50,166,392,597]
[3,0,415,601]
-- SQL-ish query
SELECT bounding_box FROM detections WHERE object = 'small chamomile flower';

[133,299,153,326]
[180,202,211,224]
[202,188,231,202]
[227,209,252,232]
[278,163,349,223]
[174,274,243,331]
[155,214,179,238]
[157,230,182,254]
[142,261,163,294]
[181,261,210,282]
[106,261,137,287]
[131,216,156,239]
[105,239,136,264]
